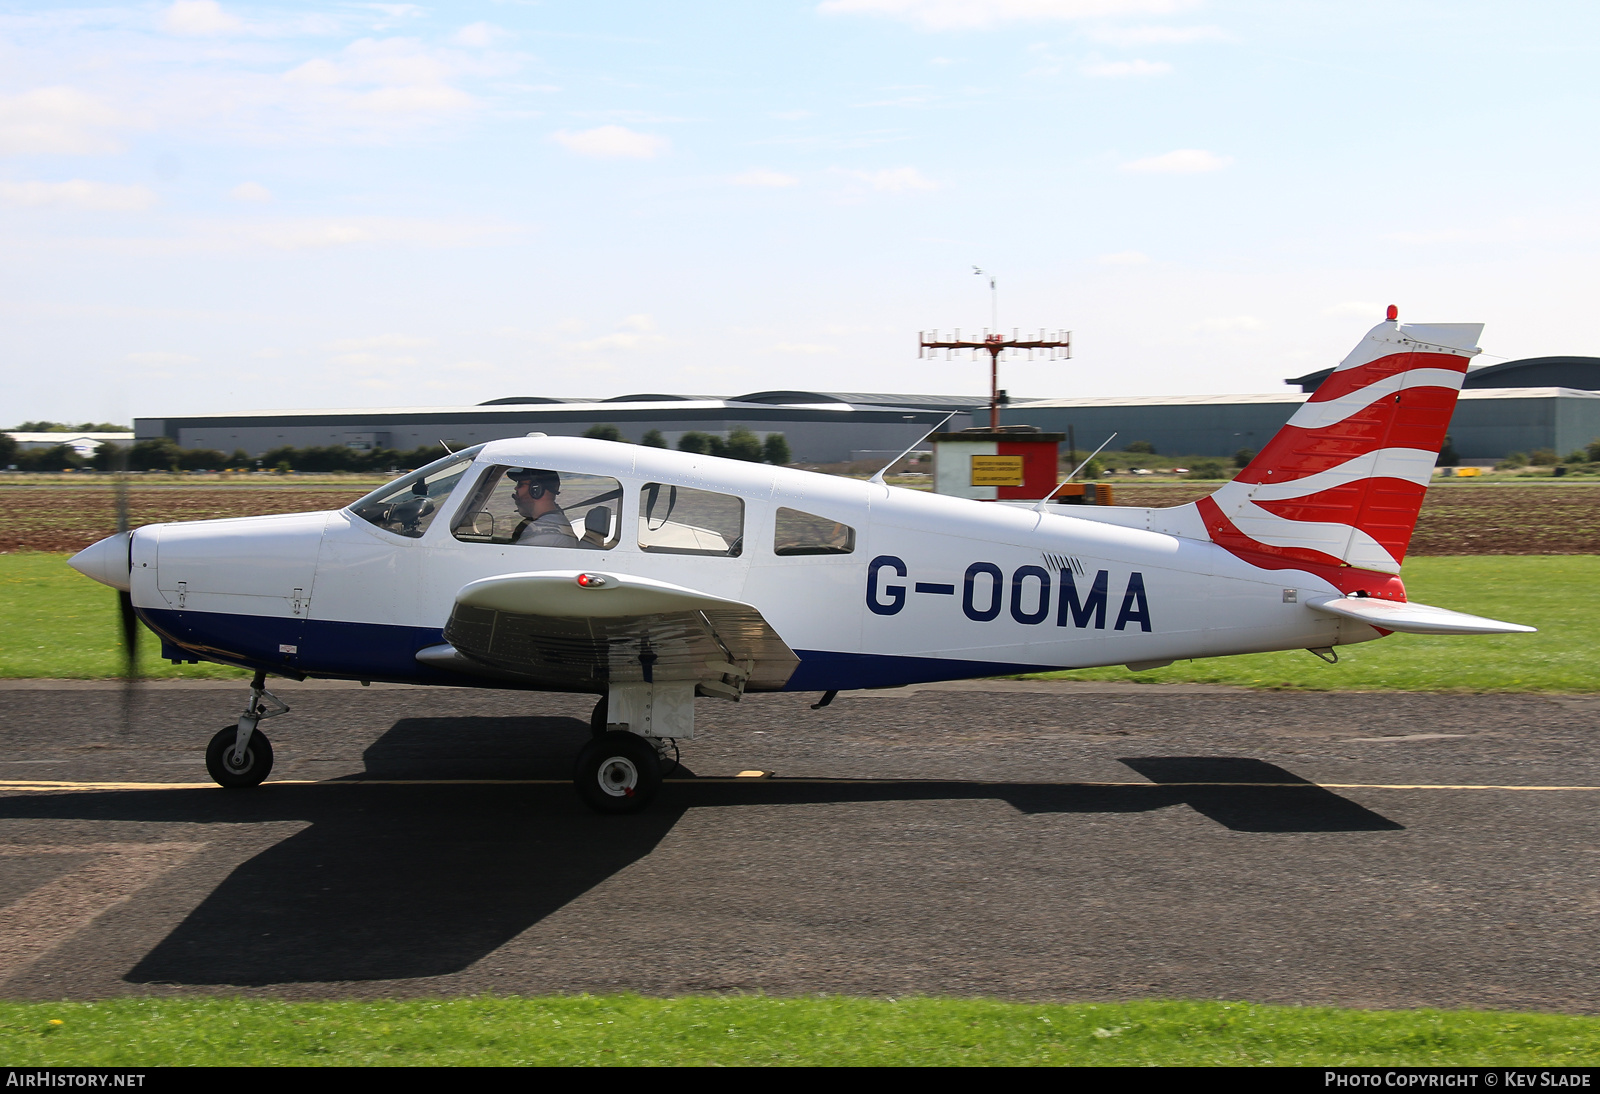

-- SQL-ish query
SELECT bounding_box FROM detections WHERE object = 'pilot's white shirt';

[515,509,578,547]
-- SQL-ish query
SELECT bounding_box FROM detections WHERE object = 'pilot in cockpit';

[508,467,579,548]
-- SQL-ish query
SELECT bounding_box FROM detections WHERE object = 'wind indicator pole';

[919,269,1071,429]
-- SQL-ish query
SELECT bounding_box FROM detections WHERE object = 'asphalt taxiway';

[1,678,1597,1011]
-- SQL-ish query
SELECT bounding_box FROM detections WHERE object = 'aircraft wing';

[418,570,799,695]
[1307,595,1536,636]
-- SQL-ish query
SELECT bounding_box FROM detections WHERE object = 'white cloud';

[198,217,520,251]
[229,181,272,202]
[1199,315,1265,332]
[552,126,669,159]
[568,315,664,353]
[1097,249,1149,265]
[0,87,136,156]
[817,0,1196,32]
[771,342,840,354]
[849,166,939,191]
[0,180,157,211]
[127,351,200,366]
[733,168,800,187]
[160,1,243,36]
[331,351,418,368]
[327,333,434,351]
[1120,148,1232,173]
[283,38,477,117]
[572,331,665,352]
[1088,23,1227,45]
[1323,301,1385,318]
[1081,58,1172,77]
[452,21,510,47]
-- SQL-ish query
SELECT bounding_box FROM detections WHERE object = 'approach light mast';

[918,270,1071,430]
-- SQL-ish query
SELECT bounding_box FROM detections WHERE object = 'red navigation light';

[1386,304,1399,321]
[576,573,606,588]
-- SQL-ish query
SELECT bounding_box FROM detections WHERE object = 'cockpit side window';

[346,446,484,539]
[452,465,622,550]
[637,483,743,557]
[774,507,856,556]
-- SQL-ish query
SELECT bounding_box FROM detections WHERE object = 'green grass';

[3,553,1594,690]
[0,553,243,680]
[1024,556,1597,692]
[2,996,1598,1066]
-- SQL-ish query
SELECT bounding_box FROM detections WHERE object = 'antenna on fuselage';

[1033,431,1117,513]
[868,412,956,486]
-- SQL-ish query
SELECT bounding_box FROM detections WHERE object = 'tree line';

[590,424,790,464]
[2,425,792,472]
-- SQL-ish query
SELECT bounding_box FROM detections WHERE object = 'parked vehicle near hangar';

[70,313,1533,813]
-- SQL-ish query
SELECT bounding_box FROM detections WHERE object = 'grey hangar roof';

[135,393,988,465]
[135,382,1600,465]
[1003,387,1600,460]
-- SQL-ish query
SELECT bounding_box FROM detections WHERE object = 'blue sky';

[2,0,1597,425]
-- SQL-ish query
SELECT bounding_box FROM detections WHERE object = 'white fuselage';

[125,436,1373,690]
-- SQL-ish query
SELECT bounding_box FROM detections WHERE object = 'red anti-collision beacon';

[1386,304,1399,321]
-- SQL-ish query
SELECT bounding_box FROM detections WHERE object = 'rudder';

[1197,311,1481,580]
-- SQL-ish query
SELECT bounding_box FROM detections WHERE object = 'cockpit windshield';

[346,445,485,539]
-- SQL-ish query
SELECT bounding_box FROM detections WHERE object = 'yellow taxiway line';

[1,778,1599,793]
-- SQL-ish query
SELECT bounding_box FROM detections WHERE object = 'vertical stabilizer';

[1196,316,1481,583]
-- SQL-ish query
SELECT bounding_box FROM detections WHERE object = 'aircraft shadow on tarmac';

[0,717,1401,987]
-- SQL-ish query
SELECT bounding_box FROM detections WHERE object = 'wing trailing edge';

[427,569,799,693]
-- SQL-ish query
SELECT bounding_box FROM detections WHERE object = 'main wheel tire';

[205,724,274,788]
[574,731,662,814]
[589,694,608,738]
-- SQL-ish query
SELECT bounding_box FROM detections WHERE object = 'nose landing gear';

[205,671,288,788]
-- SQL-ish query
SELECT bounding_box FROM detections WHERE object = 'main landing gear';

[574,731,664,814]
[205,671,288,788]
[576,688,685,814]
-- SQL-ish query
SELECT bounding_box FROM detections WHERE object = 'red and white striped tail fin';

[1197,313,1482,580]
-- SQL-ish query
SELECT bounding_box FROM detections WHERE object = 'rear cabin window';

[637,483,744,557]
[773,507,856,556]
[347,446,484,539]
[452,466,622,550]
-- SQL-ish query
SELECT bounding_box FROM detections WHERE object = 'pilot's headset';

[512,468,559,499]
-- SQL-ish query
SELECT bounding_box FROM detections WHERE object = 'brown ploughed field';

[2,481,1597,556]
[0,486,366,553]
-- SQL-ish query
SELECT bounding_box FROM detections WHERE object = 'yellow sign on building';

[971,454,1024,487]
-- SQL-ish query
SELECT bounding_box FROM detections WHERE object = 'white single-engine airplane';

[70,314,1534,812]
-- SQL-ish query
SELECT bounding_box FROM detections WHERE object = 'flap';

[435,569,799,692]
[1307,595,1536,636]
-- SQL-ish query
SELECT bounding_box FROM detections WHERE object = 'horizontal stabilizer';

[1307,595,1535,636]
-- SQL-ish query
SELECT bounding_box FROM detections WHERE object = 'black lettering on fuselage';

[1010,564,1051,625]
[963,562,1003,622]
[1058,569,1108,629]
[866,555,907,616]
[1115,571,1152,631]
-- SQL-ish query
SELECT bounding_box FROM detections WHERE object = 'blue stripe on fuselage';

[141,607,1053,692]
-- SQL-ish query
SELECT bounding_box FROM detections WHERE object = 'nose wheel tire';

[574,731,662,814]
[205,725,274,788]
[589,695,608,738]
